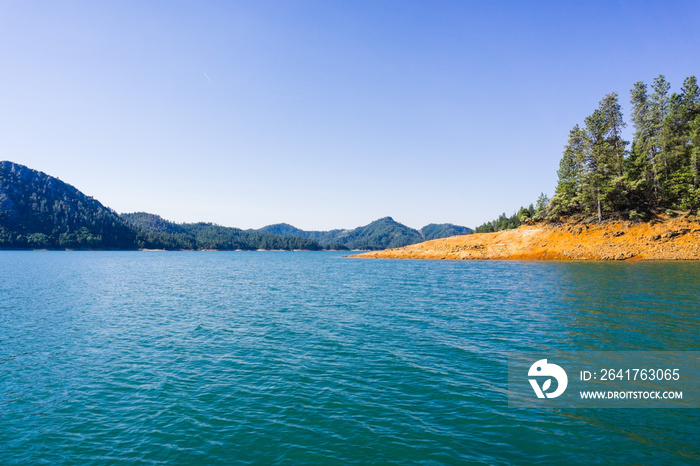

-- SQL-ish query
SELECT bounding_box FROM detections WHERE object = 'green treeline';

[1,161,475,251]
[259,217,473,250]
[333,217,424,250]
[420,223,473,240]
[122,213,323,251]
[0,161,137,249]
[0,162,323,251]
[550,75,700,220]
[262,217,425,250]
[474,194,549,233]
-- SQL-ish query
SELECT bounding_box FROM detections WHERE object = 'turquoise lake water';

[1,251,698,464]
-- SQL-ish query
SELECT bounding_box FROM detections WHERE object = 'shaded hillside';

[123,213,321,251]
[0,161,136,249]
[257,223,345,246]
[121,212,196,250]
[259,217,422,250]
[122,211,190,234]
[336,217,424,250]
[0,162,321,251]
[258,223,309,238]
[0,161,467,252]
[353,215,700,261]
[421,223,473,240]
[258,218,472,250]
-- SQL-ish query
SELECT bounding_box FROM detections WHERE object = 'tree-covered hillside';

[421,223,473,240]
[0,162,321,251]
[477,75,698,231]
[258,223,309,238]
[550,75,699,220]
[257,223,346,247]
[258,217,473,250]
[0,161,471,251]
[335,217,424,250]
[0,161,136,249]
[122,213,322,251]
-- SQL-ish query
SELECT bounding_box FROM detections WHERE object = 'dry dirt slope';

[351,218,700,261]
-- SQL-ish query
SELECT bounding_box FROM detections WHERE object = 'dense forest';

[477,74,699,232]
[258,218,473,250]
[550,75,699,220]
[420,223,473,240]
[0,162,322,250]
[0,161,137,249]
[256,223,347,248]
[122,213,322,251]
[331,217,424,250]
[1,161,473,251]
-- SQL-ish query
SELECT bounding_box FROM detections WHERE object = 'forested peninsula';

[356,75,700,261]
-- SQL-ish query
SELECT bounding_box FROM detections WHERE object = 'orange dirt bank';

[352,217,700,261]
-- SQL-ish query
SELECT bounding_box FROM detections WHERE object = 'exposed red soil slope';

[352,217,700,261]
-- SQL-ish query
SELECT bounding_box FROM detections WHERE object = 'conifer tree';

[628,81,655,207]
[581,108,610,221]
[546,75,699,221]
[691,116,700,194]
[600,92,627,177]
[680,76,700,202]
[650,75,671,199]
[552,125,585,214]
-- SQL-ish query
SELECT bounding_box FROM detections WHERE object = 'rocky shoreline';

[350,217,700,261]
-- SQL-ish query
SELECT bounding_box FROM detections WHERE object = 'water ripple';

[0,252,698,464]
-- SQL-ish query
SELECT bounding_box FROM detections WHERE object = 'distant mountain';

[0,161,136,249]
[421,223,473,241]
[334,217,424,250]
[258,223,308,237]
[258,223,346,247]
[123,213,322,251]
[121,212,196,250]
[1,161,472,251]
[257,217,473,250]
[0,161,320,251]
[122,211,190,234]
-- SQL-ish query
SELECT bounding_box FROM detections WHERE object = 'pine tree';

[552,125,585,214]
[691,116,700,194]
[582,108,610,221]
[680,76,700,205]
[600,92,627,177]
[650,75,671,200]
[663,92,692,206]
[548,75,699,221]
[629,81,653,197]
[600,93,631,213]
[628,81,655,208]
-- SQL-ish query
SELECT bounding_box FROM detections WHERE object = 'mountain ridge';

[0,161,319,250]
[0,160,137,249]
[121,212,322,251]
[1,161,473,251]
[257,217,473,250]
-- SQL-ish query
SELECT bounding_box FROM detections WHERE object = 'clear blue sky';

[1,1,698,230]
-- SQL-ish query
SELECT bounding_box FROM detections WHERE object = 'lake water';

[1,251,698,464]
